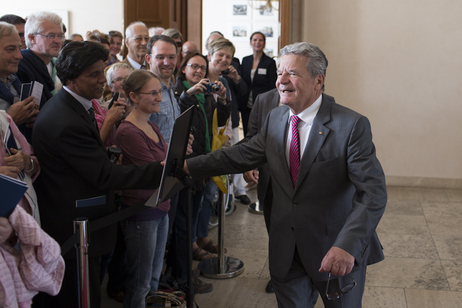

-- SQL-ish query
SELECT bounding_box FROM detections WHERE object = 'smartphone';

[108,92,120,109]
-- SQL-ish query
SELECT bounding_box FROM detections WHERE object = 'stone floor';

[101,186,462,307]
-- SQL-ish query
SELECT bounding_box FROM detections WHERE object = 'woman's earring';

[135,103,138,109]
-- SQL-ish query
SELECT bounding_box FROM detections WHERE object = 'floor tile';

[441,260,462,291]
[444,189,462,202]
[195,277,278,308]
[405,288,462,308]
[376,214,430,235]
[378,233,438,259]
[421,201,462,218]
[386,187,449,202]
[384,200,423,216]
[433,236,462,261]
[427,217,462,237]
[362,286,407,307]
[366,257,449,290]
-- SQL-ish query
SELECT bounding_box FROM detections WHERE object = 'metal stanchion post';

[74,218,90,308]
[198,175,244,278]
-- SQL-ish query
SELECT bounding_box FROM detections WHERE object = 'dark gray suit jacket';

[188,94,387,281]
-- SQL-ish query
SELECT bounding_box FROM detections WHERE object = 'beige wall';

[2,0,124,39]
[303,0,462,185]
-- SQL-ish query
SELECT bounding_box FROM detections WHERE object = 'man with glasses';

[184,42,387,307]
[146,35,180,144]
[17,11,64,110]
[122,21,150,70]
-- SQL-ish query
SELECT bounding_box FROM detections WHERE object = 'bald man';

[181,40,199,57]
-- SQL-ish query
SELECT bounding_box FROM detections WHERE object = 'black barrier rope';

[60,202,152,256]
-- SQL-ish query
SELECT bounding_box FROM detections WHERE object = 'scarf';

[182,80,211,153]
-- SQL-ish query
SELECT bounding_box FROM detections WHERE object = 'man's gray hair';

[161,28,183,44]
[0,21,17,41]
[25,11,63,49]
[125,21,147,39]
[106,62,133,89]
[279,42,328,79]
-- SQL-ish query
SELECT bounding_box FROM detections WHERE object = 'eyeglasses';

[111,77,126,84]
[132,36,150,43]
[154,55,178,61]
[35,33,65,41]
[138,90,162,97]
[187,63,207,72]
[325,272,357,300]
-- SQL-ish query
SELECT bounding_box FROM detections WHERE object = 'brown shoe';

[192,247,215,261]
[192,277,213,293]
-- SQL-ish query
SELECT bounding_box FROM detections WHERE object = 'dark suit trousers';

[271,247,366,308]
[32,256,102,308]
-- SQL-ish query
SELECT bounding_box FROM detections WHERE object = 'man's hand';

[105,105,125,126]
[3,148,30,171]
[319,247,355,276]
[7,96,38,126]
[0,165,21,178]
[244,169,259,184]
[186,134,194,155]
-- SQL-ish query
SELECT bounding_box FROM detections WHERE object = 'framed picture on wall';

[228,1,251,20]
[253,22,279,41]
[231,24,250,40]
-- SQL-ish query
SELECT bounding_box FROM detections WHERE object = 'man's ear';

[145,53,151,64]
[28,33,36,46]
[316,74,325,91]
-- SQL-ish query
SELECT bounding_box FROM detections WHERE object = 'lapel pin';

[319,132,323,135]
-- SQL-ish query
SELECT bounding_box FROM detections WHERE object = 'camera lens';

[212,84,220,93]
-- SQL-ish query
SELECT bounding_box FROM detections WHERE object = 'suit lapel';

[59,89,105,148]
[294,96,332,191]
[273,107,294,197]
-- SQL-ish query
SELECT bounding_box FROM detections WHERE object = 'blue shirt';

[149,82,181,145]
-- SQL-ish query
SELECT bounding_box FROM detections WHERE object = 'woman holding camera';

[173,50,231,261]
[114,70,170,307]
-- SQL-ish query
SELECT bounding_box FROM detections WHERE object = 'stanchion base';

[198,256,244,279]
[248,201,264,215]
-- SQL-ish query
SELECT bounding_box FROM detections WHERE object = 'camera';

[205,83,220,93]
[221,68,230,75]
[107,147,122,163]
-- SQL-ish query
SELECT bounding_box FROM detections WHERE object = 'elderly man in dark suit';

[31,41,163,308]
[185,42,387,307]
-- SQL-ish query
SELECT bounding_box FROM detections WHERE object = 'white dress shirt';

[285,94,323,166]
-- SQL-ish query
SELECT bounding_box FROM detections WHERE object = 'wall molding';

[386,176,462,189]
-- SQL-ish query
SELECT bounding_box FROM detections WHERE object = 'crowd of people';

[0,9,387,308]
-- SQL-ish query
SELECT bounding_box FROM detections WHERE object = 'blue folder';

[0,173,28,217]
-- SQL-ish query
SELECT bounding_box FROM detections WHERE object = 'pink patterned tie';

[290,115,300,187]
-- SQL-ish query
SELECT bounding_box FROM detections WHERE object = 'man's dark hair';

[0,14,26,25]
[147,35,177,55]
[56,41,109,85]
